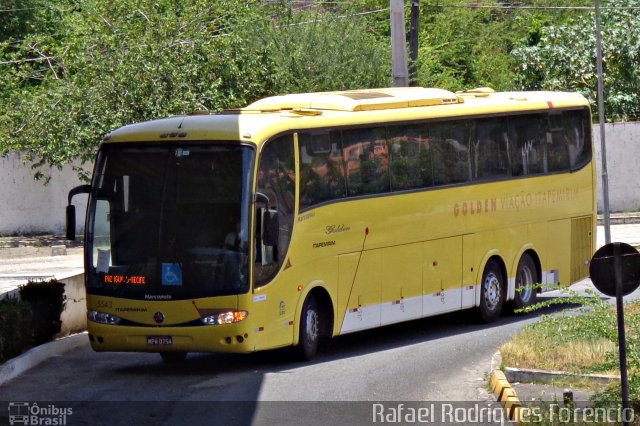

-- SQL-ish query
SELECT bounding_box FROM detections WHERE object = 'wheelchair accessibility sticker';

[162,263,183,286]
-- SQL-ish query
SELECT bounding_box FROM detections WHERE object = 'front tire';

[513,254,537,310]
[294,295,320,361]
[478,260,504,323]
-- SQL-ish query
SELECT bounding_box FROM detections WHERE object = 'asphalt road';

[1,301,566,425]
[1,221,639,425]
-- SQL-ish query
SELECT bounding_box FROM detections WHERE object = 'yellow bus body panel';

[89,87,595,353]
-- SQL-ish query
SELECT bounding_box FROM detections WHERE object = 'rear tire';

[513,254,537,310]
[294,295,320,361]
[477,260,504,323]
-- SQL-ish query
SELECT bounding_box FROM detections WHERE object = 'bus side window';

[342,127,390,196]
[388,124,433,190]
[509,115,546,176]
[472,117,509,180]
[564,109,591,170]
[546,131,570,172]
[255,134,296,287]
[299,132,346,208]
[430,120,470,185]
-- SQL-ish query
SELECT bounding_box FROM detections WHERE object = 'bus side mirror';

[66,205,77,240]
[66,184,91,241]
[262,209,279,247]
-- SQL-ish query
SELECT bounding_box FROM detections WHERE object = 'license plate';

[147,336,173,346]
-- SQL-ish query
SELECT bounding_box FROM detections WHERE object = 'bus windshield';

[86,143,254,300]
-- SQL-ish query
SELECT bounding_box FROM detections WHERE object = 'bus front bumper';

[86,322,255,353]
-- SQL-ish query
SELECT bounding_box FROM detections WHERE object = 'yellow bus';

[66,87,595,361]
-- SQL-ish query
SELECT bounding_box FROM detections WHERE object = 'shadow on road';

[112,293,582,376]
[0,293,592,426]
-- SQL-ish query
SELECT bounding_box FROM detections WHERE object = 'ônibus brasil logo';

[8,402,73,425]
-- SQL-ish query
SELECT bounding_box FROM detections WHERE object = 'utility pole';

[390,0,409,87]
[595,0,612,245]
[409,0,420,86]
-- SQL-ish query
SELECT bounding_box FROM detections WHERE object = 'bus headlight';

[201,310,248,325]
[87,310,122,325]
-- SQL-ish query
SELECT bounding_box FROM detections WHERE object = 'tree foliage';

[513,0,640,122]
[1,0,638,180]
[0,0,389,180]
[415,0,596,91]
[252,8,390,93]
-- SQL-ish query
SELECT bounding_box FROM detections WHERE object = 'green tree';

[4,0,622,181]
[248,7,390,93]
[418,1,516,90]
[513,0,640,121]
[0,0,53,42]
[1,0,271,179]
[0,0,389,180]
[415,0,593,91]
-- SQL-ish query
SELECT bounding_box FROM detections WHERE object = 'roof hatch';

[245,87,463,112]
[456,87,495,98]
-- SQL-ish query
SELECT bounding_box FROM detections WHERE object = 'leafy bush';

[19,279,66,345]
[0,297,34,362]
[0,279,66,363]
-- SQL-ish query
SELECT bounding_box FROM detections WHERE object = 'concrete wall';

[0,272,87,336]
[0,122,639,235]
[57,273,87,336]
[594,122,640,213]
[0,153,89,235]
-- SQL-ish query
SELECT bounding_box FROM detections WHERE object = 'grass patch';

[501,289,640,409]
[501,332,617,375]
[536,375,610,393]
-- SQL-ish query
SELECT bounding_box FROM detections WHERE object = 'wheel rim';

[305,309,318,343]
[483,272,501,311]
[517,264,534,302]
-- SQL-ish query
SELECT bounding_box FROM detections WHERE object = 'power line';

[277,0,640,11]
[287,7,389,26]
[0,7,38,13]
[429,4,640,10]
[3,1,638,49]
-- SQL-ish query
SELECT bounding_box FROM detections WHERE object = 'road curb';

[489,360,615,424]
[504,367,617,386]
[598,213,640,226]
[489,351,526,423]
[0,332,87,386]
[489,369,523,423]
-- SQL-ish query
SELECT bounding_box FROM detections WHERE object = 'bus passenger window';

[342,127,390,196]
[564,110,591,170]
[509,115,546,176]
[547,131,571,172]
[430,121,470,185]
[472,118,509,180]
[388,124,433,190]
[299,132,346,209]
